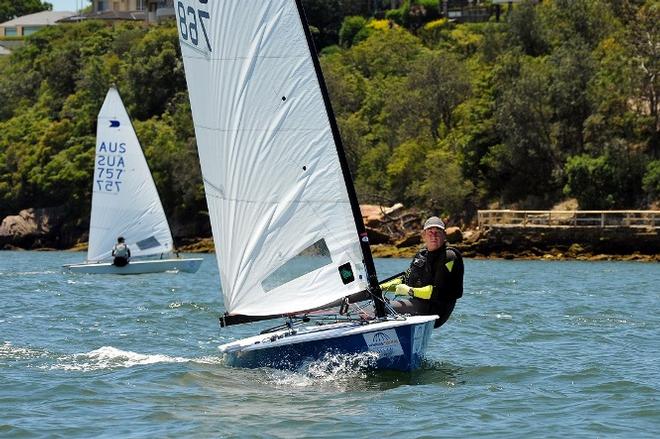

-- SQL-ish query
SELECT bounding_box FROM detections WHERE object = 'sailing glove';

[394,284,433,300]
[380,277,403,292]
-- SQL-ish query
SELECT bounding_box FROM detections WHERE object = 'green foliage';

[507,0,548,56]
[339,16,368,48]
[407,50,471,140]
[301,0,371,49]
[0,20,206,237]
[563,147,645,209]
[415,147,475,218]
[348,26,423,78]
[1,0,659,238]
[386,0,440,31]
[488,55,558,205]
[642,160,660,199]
[0,0,50,23]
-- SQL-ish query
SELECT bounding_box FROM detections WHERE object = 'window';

[4,27,17,37]
[22,26,41,36]
[97,1,105,11]
[261,239,333,292]
[136,236,161,251]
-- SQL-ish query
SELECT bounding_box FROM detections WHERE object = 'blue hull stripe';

[223,320,434,372]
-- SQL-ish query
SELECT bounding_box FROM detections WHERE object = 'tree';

[487,55,557,206]
[548,40,594,155]
[407,50,471,140]
[625,0,660,155]
[563,146,645,209]
[0,0,50,23]
[642,160,660,200]
[338,16,368,48]
[415,147,474,220]
[507,0,548,57]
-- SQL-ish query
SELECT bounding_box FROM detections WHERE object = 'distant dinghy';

[176,0,435,371]
[64,87,202,275]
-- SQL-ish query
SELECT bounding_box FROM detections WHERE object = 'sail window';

[262,239,332,292]
[136,236,161,250]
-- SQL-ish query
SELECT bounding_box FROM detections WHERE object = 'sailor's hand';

[394,284,413,297]
[380,277,403,292]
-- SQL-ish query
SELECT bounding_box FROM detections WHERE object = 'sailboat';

[64,87,203,275]
[176,0,436,371]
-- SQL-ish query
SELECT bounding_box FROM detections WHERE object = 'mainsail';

[87,87,173,262]
[177,0,378,316]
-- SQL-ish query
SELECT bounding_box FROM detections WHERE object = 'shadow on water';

[363,359,466,390]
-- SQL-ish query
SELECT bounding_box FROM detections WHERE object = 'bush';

[339,16,367,48]
[642,160,660,200]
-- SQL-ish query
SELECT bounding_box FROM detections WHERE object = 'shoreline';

[3,241,657,262]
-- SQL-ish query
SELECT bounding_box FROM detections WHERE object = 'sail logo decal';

[363,329,403,357]
[338,262,354,285]
[109,120,120,128]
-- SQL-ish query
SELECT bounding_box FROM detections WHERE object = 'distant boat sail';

[177,0,436,370]
[64,87,203,275]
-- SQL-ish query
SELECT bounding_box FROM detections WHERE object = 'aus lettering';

[98,142,126,153]
[97,155,125,167]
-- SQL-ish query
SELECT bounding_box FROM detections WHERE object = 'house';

[86,0,175,22]
[0,10,75,38]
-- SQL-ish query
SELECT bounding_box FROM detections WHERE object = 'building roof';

[0,10,75,27]
[57,10,147,23]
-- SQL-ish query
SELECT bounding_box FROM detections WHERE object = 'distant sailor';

[381,216,464,328]
[111,236,131,267]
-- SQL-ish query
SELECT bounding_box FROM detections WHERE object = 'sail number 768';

[177,0,212,52]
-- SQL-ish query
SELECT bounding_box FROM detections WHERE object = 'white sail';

[176,0,369,316]
[87,87,174,262]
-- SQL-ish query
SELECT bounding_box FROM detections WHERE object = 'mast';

[293,0,385,317]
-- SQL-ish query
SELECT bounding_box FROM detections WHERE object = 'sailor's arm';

[394,284,433,300]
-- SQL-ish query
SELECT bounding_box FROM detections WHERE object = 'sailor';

[111,236,131,267]
[382,216,463,328]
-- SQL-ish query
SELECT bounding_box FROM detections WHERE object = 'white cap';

[423,216,445,230]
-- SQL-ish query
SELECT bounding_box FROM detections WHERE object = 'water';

[1,251,658,438]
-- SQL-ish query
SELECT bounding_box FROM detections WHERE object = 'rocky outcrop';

[0,207,68,249]
[454,226,660,260]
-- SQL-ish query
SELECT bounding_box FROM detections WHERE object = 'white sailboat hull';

[219,315,437,371]
[64,258,203,275]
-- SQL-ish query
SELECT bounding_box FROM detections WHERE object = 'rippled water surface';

[1,251,658,437]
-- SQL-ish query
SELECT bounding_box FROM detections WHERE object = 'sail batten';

[87,87,173,262]
[177,0,376,317]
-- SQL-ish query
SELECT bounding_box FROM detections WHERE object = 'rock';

[462,229,479,242]
[177,237,215,253]
[445,226,463,243]
[360,204,386,227]
[371,244,417,258]
[360,203,405,227]
[366,227,391,245]
[0,209,42,237]
[0,207,66,249]
[566,243,584,257]
[395,233,420,248]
